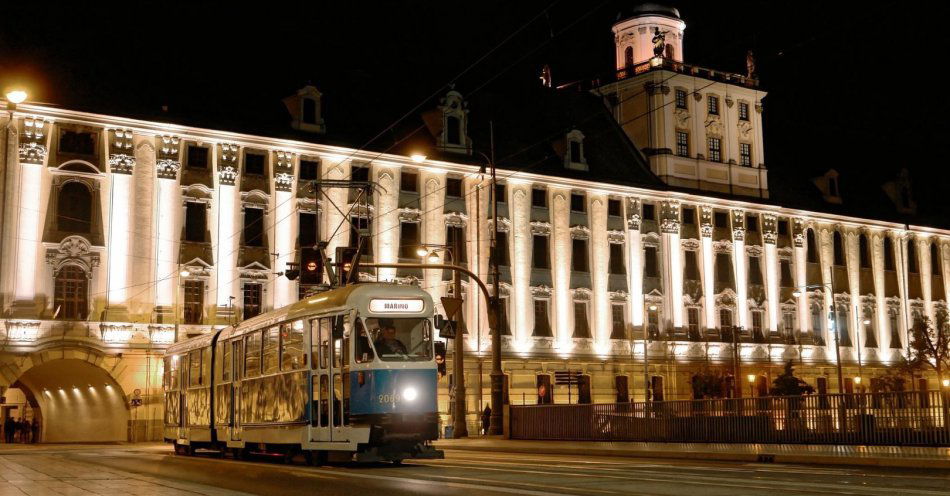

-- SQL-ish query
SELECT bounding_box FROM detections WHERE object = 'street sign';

[439,320,456,340]
[554,370,581,385]
[441,297,464,318]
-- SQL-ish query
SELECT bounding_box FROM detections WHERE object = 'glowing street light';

[416,246,429,257]
[5,89,27,106]
[179,268,190,277]
[410,153,426,163]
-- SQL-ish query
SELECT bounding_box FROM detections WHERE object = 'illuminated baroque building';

[1,4,947,439]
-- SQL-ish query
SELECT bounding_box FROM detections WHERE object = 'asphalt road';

[3,445,950,495]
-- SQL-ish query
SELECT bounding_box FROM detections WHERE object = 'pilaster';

[273,150,296,308]
[731,209,748,328]
[625,198,644,330]
[374,165,399,282]
[103,128,136,322]
[11,116,51,318]
[762,214,779,332]
[464,175,490,350]
[549,187,572,348]
[660,200,682,329]
[153,135,181,322]
[508,181,533,349]
[215,143,240,321]
[700,206,716,330]
[589,193,610,353]
[420,171,446,304]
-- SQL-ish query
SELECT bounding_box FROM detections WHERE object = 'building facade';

[1,5,947,439]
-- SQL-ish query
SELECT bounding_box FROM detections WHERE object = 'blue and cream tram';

[163,283,443,463]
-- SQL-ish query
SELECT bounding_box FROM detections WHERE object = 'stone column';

[103,129,136,322]
[659,201,682,330]
[792,219,810,335]
[465,176,490,350]
[130,138,156,318]
[374,165,399,282]
[845,229,861,349]
[154,136,181,321]
[870,231,888,350]
[508,180,533,349]
[273,151,296,308]
[549,187,572,348]
[420,171,446,304]
[11,116,50,318]
[626,198,644,330]
[762,214,779,332]
[731,210,748,329]
[215,143,240,322]
[322,158,351,267]
[818,226,835,345]
[590,193,610,353]
[700,206,716,330]
[918,236,935,321]
[893,232,910,349]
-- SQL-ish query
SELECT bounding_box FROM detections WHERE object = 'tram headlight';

[402,386,418,402]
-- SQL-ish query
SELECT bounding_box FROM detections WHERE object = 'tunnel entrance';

[7,359,129,442]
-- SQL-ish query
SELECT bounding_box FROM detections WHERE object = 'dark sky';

[1,1,947,214]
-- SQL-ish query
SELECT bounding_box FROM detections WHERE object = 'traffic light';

[336,246,360,285]
[300,248,322,285]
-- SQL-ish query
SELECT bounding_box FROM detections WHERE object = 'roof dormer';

[436,90,471,155]
[283,85,325,134]
[564,129,588,171]
[813,169,842,204]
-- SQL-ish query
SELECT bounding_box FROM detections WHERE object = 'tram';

[162,283,443,464]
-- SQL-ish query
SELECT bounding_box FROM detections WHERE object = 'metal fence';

[510,391,950,446]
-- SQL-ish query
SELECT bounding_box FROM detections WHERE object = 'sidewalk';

[0,442,168,455]
[434,437,950,469]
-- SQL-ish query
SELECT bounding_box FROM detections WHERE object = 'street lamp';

[747,374,756,397]
[943,379,949,388]
[410,153,427,163]
[5,89,27,109]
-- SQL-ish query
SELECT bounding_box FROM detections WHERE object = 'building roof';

[625,3,682,20]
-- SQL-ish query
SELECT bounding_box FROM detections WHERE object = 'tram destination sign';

[369,298,425,313]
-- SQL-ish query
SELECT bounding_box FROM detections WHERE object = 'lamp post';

[420,243,469,438]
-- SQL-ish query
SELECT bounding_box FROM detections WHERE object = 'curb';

[433,442,950,470]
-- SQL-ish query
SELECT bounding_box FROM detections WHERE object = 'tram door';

[331,315,349,441]
[230,339,243,441]
[178,355,188,440]
[310,318,331,442]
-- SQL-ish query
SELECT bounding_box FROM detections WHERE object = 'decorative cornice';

[530,221,552,236]
[570,225,591,240]
[444,211,467,227]
[712,239,732,254]
[531,285,553,297]
[681,238,701,251]
[607,230,625,244]
[746,244,764,257]
[45,235,100,276]
[398,207,422,223]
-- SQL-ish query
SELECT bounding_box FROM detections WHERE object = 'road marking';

[297,469,572,496]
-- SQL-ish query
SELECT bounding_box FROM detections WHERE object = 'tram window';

[189,350,202,387]
[221,340,231,382]
[232,340,243,380]
[320,375,329,427]
[168,356,179,390]
[263,326,280,375]
[310,319,320,370]
[320,318,331,369]
[201,346,211,386]
[355,320,375,363]
[281,321,305,370]
[334,338,342,368]
[361,316,433,361]
[245,331,262,378]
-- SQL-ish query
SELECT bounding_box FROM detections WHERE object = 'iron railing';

[510,391,950,446]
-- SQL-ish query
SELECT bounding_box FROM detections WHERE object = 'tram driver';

[373,318,408,356]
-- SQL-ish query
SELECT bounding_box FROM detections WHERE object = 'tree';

[690,366,727,399]
[908,309,950,386]
[769,360,815,396]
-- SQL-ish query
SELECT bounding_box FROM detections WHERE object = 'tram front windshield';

[358,316,433,362]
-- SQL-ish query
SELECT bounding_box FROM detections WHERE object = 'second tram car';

[163,283,443,463]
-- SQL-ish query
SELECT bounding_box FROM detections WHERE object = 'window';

[446,177,463,197]
[57,182,93,233]
[835,306,852,347]
[446,115,461,145]
[780,260,793,287]
[610,304,626,339]
[281,322,305,370]
[188,351,202,387]
[624,46,634,67]
[739,143,752,167]
[495,184,507,203]
[719,308,733,329]
[245,331,262,378]
[889,313,902,348]
[676,131,689,157]
[349,215,373,256]
[533,299,552,337]
[806,230,819,263]
[707,95,719,115]
[687,307,700,335]
[303,98,317,125]
[263,326,280,375]
[783,310,795,334]
[495,231,509,266]
[399,222,420,258]
[186,145,209,169]
[811,305,822,334]
[533,235,549,269]
[445,225,466,263]
[748,256,763,285]
[684,250,700,280]
[348,166,370,203]
[833,231,845,266]
[570,193,585,212]
[183,280,204,324]
[746,215,758,232]
[715,253,734,287]
[573,302,590,338]
[707,137,722,162]
[859,234,870,268]
[752,311,764,335]
[59,129,97,156]
[531,188,547,207]
[184,202,206,242]
[608,199,622,217]
[647,307,660,338]
[569,140,582,163]
[907,241,918,273]
[609,243,625,274]
[738,102,750,121]
[244,207,265,247]
[615,375,629,403]
[572,239,588,272]
[401,171,418,193]
[243,283,262,319]
[642,203,655,220]
[932,243,941,274]
[884,237,895,270]
[644,246,659,278]
[778,219,789,236]
[682,208,695,225]
[714,211,728,228]
[675,89,688,109]
[54,265,88,320]
[299,159,319,181]
[244,152,265,176]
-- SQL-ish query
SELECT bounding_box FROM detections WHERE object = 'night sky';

[1,1,947,219]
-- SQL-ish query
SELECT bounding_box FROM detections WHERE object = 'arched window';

[884,237,895,270]
[624,46,634,68]
[859,234,870,268]
[806,229,819,263]
[446,115,461,145]
[54,265,88,320]
[57,182,93,233]
[833,231,844,266]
